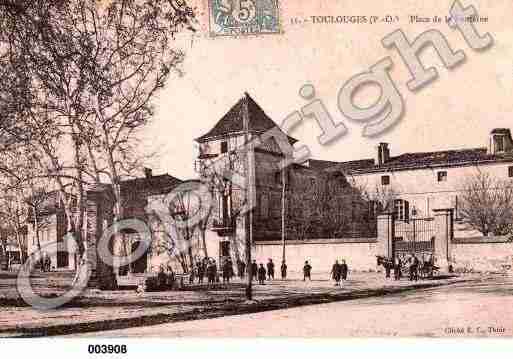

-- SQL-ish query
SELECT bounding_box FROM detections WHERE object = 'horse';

[376,255,395,278]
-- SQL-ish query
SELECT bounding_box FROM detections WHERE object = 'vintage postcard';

[1,0,513,351]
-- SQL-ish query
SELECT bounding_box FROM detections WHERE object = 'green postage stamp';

[209,0,281,37]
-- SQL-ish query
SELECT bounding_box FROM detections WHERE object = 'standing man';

[207,259,216,285]
[226,257,235,282]
[222,258,231,283]
[331,260,341,286]
[240,259,246,278]
[385,258,391,279]
[341,259,348,281]
[408,254,416,281]
[197,260,205,284]
[413,254,420,281]
[257,263,267,285]
[44,254,51,272]
[303,261,312,281]
[266,258,275,280]
[393,256,402,281]
[189,262,196,284]
[237,258,246,279]
[281,260,287,280]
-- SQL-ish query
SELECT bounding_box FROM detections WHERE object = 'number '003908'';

[87,344,127,354]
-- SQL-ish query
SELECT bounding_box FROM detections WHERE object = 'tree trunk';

[32,206,41,252]
[200,225,209,258]
[15,232,26,264]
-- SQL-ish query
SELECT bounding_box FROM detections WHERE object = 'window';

[437,171,448,182]
[394,199,410,222]
[496,136,505,152]
[509,166,513,178]
[381,175,390,186]
[274,171,282,185]
[260,194,269,218]
[220,241,230,258]
[270,192,281,218]
[220,141,228,154]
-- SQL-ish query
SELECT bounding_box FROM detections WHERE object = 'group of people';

[251,259,288,284]
[330,259,349,286]
[38,253,52,272]
[184,257,351,286]
[385,253,435,281]
[187,257,234,285]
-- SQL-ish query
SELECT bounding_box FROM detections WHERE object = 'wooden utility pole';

[243,94,254,300]
[281,167,286,264]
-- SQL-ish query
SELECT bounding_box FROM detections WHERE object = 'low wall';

[253,238,378,274]
[451,236,513,272]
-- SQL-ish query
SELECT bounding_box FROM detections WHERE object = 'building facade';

[194,93,375,269]
[329,129,513,238]
[87,170,183,287]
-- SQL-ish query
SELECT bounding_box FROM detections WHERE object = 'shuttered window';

[394,199,410,222]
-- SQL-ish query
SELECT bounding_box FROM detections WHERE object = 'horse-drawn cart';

[377,255,440,280]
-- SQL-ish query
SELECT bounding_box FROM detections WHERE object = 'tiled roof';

[491,128,511,135]
[120,174,183,195]
[352,148,513,174]
[196,93,297,143]
[380,148,492,169]
[308,147,513,175]
[308,159,375,172]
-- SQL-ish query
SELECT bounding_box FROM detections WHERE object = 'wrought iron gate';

[394,217,436,257]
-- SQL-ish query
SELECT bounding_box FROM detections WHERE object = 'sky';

[141,0,513,180]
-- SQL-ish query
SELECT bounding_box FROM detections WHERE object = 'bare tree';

[147,181,209,273]
[0,0,195,288]
[0,147,54,265]
[357,181,399,215]
[285,178,316,240]
[286,173,374,239]
[459,173,513,236]
[196,150,248,262]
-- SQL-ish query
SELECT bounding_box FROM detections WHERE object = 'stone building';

[325,128,513,237]
[194,93,374,269]
[87,170,183,288]
[23,172,182,278]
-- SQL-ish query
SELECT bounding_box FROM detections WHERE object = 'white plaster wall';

[254,240,378,275]
[451,240,513,272]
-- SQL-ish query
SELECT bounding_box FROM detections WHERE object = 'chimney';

[489,128,513,155]
[377,143,390,166]
[144,167,153,179]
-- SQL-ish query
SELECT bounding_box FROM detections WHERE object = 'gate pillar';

[433,208,454,272]
[377,213,395,259]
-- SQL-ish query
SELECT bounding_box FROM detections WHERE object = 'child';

[303,261,312,281]
[257,263,267,285]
